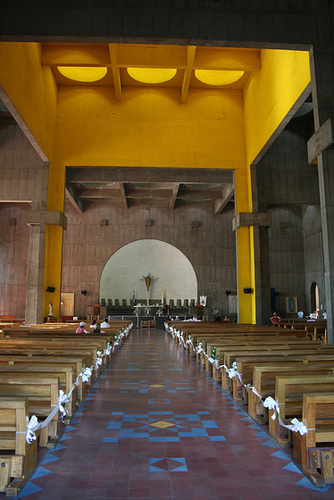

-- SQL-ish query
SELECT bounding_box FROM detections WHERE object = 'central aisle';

[20,328,333,499]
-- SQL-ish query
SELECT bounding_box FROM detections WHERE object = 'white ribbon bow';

[263,396,280,420]
[81,367,93,383]
[290,418,308,435]
[25,415,39,444]
[58,390,70,418]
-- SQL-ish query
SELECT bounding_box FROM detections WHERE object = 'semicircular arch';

[100,239,198,304]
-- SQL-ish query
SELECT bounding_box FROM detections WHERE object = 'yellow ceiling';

[41,43,261,102]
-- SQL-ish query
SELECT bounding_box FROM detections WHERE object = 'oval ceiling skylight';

[195,69,244,86]
[58,66,108,82]
[127,68,177,84]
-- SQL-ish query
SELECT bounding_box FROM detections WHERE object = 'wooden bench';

[204,338,322,375]
[0,354,86,403]
[247,361,334,424]
[0,376,61,448]
[293,392,334,486]
[268,374,334,447]
[0,397,37,497]
[0,365,76,423]
[222,347,334,393]
[0,345,96,377]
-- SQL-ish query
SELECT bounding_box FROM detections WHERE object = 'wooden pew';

[0,365,76,423]
[0,397,37,497]
[0,376,61,448]
[222,347,334,393]
[268,374,334,447]
[0,355,86,403]
[204,338,323,375]
[247,361,334,424]
[293,392,334,486]
[0,345,96,376]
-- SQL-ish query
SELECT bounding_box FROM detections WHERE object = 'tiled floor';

[16,328,334,499]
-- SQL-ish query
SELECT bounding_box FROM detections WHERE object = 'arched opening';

[310,282,320,313]
[100,239,198,306]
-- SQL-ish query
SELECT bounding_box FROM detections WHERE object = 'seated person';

[270,312,281,324]
[101,318,110,328]
[76,321,89,333]
[93,323,101,333]
[90,319,97,329]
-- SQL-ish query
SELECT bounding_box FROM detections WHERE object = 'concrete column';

[309,45,334,344]
[251,165,271,325]
[25,222,46,324]
[254,225,271,325]
[25,210,67,325]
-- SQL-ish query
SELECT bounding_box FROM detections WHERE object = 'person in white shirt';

[101,318,110,328]
[297,310,304,319]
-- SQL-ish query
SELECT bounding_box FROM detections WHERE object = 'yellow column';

[234,169,256,324]
[43,161,66,321]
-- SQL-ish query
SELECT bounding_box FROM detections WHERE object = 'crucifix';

[142,274,155,291]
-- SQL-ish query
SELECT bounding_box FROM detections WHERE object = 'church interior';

[0,1,334,498]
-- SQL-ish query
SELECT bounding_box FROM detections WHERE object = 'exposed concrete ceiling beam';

[118,182,128,209]
[108,44,122,101]
[65,186,84,214]
[76,188,122,198]
[170,183,180,209]
[67,167,234,185]
[181,46,196,103]
[214,184,234,215]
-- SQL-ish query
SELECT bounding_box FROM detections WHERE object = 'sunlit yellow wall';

[239,48,311,323]
[0,42,57,159]
[53,87,245,169]
[52,86,250,321]
[244,49,311,166]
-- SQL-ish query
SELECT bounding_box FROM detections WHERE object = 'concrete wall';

[268,206,306,316]
[0,203,30,317]
[0,121,46,208]
[61,198,237,318]
[256,116,323,319]
[302,205,325,314]
[0,121,47,319]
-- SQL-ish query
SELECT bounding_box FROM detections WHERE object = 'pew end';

[293,392,334,486]
[0,398,38,497]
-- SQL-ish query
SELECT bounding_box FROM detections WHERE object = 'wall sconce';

[81,290,87,296]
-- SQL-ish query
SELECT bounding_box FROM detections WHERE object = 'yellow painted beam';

[109,44,122,101]
[194,47,261,71]
[41,43,111,67]
[117,44,186,68]
[181,46,197,103]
